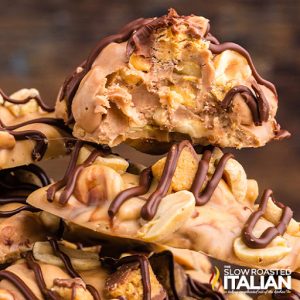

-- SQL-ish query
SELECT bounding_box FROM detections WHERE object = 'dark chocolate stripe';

[25,252,59,300]
[0,117,71,161]
[2,129,48,161]
[192,152,233,205]
[242,189,293,249]
[141,141,191,220]
[209,42,277,96]
[187,276,225,300]
[47,141,83,202]
[0,196,27,205]
[0,88,54,112]
[22,164,52,186]
[0,205,40,217]
[60,18,153,122]
[222,85,270,125]
[0,270,39,300]
[108,167,153,218]
[103,255,151,300]
[0,164,50,217]
[205,32,220,45]
[109,140,233,221]
[48,238,101,300]
[58,148,107,205]
[3,117,72,134]
[292,272,300,280]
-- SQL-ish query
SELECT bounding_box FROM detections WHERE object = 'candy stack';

[0,9,298,300]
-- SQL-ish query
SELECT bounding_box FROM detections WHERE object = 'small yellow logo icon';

[210,266,222,291]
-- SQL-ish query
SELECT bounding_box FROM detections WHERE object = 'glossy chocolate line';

[48,238,101,300]
[0,165,45,191]
[60,18,152,121]
[222,85,269,125]
[149,251,179,299]
[0,205,40,217]
[25,252,60,300]
[108,167,153,218]
[0,88,54,112]
[0,164,51,189]
[2,128,48,161]
[209,42,277,95]
[187,276,225,300]
[0,117,71,161]
[251,84,270,122]
[292,272,300,280]
[0,196,27,204]
[22,164,52,186]
[0,164,50,217]
[192,152,233,205]
[0,270,39,300]
[141,140,191,220]
[190,150,211,204]
[47,141,83,202]
[58,148,107,205]
[113,255,151,300]
[205,32,220,45]
[242,189,293,249]
[110,140,232,220]
[126,15,175,57]
[0,178,37,191]
[3,117,72,134]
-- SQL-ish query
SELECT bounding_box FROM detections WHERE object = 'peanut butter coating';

[27,143,300,271]
[57,9,288,150]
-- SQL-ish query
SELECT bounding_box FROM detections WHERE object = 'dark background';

[0,0,299,216]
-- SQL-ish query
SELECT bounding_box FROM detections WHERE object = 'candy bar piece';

[56,9,289,151]
[0,88,71,169]
[0,164,60,263]
[0,238,225,299]
[27,140,300,270]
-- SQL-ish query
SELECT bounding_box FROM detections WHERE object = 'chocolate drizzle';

[0,242,101,300]
[0,88,54,112]
[47,141,111,205]
[0,117,71,161]
[110,140,233,220]
[140,140,190,220]
[292,272,300,280]
[209,42,277,96]
[222,84,270,125]
[0,205,40,217]
[126,8,182,58]
[108,167,153,218]
[60,18,153,122]
[25,251,60,300]
[102,254,151,300]
[47,141,84,202]
[242,189,293,249]
[191,151,233,205]
[0,164,50,217]
[186,276,225,300]
[0,270,39,300]
[48,238,101,300]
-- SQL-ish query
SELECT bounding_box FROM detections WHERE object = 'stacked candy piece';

[0,9,298,300]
